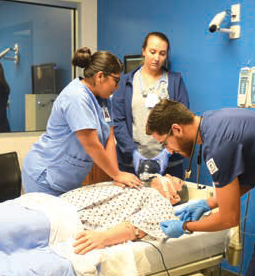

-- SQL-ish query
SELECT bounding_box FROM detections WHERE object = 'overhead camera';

[208,6,240,40]
[209,11,227,32]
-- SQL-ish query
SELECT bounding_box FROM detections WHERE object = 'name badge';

[103,106,111,123]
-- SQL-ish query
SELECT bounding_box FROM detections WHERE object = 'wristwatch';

[182,221,193,234]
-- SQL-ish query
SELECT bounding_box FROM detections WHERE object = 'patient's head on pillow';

[150,174,185,205]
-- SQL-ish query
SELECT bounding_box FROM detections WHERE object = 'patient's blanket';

[0,193,101,276]
[0,192,152,276]
[0,197,77,275]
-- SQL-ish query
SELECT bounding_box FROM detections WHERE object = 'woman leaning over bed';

[21,47,141,196]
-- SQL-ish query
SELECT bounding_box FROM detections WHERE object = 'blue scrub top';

[23,77,113,193]
[201,108,255,188]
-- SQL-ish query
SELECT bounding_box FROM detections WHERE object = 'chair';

[0,151,21,203]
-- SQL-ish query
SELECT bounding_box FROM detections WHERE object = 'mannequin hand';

[160,220,184,238]
[151,149,170,174]
[132,150,146,175]
[73,230,107,254]
[175,199,211,221]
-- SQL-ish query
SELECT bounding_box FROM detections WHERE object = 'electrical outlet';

[231,4,240,22]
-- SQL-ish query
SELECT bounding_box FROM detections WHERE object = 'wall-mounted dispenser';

[237,66,255,108]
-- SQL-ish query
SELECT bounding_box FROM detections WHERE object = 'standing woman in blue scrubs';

[22,47,141,196]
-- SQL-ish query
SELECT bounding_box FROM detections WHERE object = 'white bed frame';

[145,182,242,276]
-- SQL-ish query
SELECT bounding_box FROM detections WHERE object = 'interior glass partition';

[0,0,76,132]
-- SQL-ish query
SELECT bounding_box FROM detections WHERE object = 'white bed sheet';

[52,228,229,276]
[98,201,230,276]
[136,229,229,275]
[97,229,229,276]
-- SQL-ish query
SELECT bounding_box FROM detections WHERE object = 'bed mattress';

[135,228,229,275]
[98,202,230,276]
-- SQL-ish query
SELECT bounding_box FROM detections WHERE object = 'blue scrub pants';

[22,169,61,196]
[246,244,255,276]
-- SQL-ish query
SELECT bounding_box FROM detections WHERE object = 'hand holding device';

[151,149,170,174]
[132,150,146,175]
[175,199,211,221]
[160,220,184,238]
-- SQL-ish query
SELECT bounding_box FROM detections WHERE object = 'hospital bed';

[97,182,242,276]
[0,181,241,276]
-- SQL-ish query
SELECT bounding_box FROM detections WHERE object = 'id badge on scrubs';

[103,106,111,123]
[145,94,158,109]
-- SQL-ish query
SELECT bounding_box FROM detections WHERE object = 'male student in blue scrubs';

[145,99,255,276]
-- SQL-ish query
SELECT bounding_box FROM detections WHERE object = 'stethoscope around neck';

[139,67,167,98]
[184,116,206,189]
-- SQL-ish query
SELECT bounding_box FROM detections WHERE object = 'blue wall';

[0,1,72,132]
[98,0,255,274]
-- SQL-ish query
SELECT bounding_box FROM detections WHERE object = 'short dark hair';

[146,99,194,135]
[71,47,123,78]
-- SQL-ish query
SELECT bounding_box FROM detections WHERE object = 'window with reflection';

[0,0,76,132]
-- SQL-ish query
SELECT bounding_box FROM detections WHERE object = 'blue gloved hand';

[151,149,170,174]
[132,150,146,175]
[160,220,184,238]
[175,199,211,221]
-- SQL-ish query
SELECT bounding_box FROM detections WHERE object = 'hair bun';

[71,47,92,69]
[78,47,91,56]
